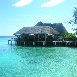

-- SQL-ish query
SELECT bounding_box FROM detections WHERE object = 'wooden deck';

[8,38,15,45]
[11,40,77,47]
[8,37,77,47]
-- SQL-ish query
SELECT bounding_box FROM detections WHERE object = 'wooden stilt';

[24,42,25,45]
[54,42,56,45]
[8,40,9,44]
[68,42,70,46]
[75,43,76,46]
[66,42,67,46]
[11,41,12,45]
[43,41,45,46]
[8,40,12,45]
[33,42,35,45]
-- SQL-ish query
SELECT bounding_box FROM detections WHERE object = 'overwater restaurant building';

[14,22,67,46]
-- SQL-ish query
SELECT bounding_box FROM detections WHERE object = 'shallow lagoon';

[0,36,77,77]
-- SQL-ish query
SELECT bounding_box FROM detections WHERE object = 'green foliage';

[69,7,77,24]
[64,32,76,39]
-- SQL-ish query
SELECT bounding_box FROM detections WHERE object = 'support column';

[54,42,56,45]
[66,42,67,46]
[11,41,12,45]
[8,40,12,45]
[43,41,46,46]
[24,42,25,45]
[33,42,35,45]
[75,43,76,46]
[68,42,70,46]
[44,34,47,45]
[8,40,9,44]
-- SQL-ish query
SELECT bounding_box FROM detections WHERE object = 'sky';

[0,0,77,36]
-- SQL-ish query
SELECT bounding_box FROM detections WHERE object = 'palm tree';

[73,7,77,24]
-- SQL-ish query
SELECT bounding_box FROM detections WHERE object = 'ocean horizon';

[0,36,77,77]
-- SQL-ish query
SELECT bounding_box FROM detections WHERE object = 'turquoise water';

[0,36,77,77]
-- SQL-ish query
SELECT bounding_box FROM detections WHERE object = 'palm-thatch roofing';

[36,21,67,34]
[52,23,67,34]
[14,26,59,35]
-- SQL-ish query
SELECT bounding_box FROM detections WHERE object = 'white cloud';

[41,0,64,8]
[12,0,32,7]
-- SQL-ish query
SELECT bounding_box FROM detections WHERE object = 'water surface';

[0,36,77,77]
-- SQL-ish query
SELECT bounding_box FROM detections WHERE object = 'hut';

[14,22,67,46]
[35,21,67,35]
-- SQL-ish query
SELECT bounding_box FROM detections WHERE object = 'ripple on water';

[0,46,77,77]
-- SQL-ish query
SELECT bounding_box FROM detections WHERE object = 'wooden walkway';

[8,38,15,45]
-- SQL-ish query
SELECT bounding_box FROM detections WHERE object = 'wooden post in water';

[33,34,35,46]
[14,41,16,45]
[33,42,35,46]
[8,40,9,44]
[66,42,67,46]
[75,42,76,46]
[43,41,45,46]
[68,42,70,46]
[24,41,25,46]
[8,40,12,45]
[44,34,47,46]
[37,34,39,46]
[54,42,56,46]
[11,40,12,45]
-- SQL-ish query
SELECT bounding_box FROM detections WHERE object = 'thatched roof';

[35,21,52,26]
[36,22,67,34]
[52,23,67,34]
[14,26,59,35]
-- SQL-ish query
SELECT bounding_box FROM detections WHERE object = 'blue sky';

[0,0,77,36]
